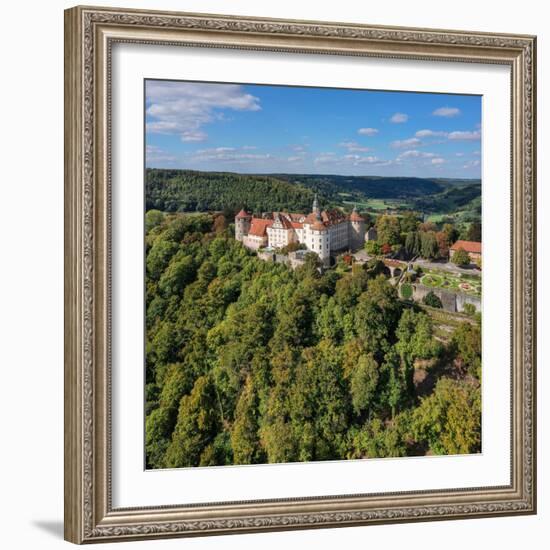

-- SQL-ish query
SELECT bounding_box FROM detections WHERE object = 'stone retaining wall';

[410,283,481,313]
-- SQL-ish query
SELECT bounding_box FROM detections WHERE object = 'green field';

[341,197,413,212]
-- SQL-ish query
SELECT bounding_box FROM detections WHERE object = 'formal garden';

[418,269,481,296]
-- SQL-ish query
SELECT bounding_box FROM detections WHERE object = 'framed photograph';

[64,5,537,544]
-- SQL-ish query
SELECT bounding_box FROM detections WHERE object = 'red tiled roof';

[248,218,273,237]
[291,221,304,229]
[450,240,482,254]
[311,220,327,232]
[273,213,294,229]
[236,209,251,219]
[304,212,319,224]
[322,209,347,226]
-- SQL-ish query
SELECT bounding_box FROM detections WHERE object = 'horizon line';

[144,166,481,181]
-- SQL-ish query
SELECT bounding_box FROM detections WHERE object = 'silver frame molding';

[64,5,537,544]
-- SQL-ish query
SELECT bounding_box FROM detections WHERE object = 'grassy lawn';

[342,198,413,211]
[418,268,481,296]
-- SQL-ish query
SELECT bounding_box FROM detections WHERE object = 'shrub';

[365,240,381,255]
[423,291,443,308]
[452,247,471,266]
[463,303,477,316]
[401,283,413,300]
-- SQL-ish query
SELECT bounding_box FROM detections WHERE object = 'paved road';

[414,258,481,276]
[351,251,481,277]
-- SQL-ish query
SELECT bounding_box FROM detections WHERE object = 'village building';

[235,196,367,265]
[449,240,482,262]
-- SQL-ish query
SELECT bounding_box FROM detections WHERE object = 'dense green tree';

[376,215,401,246]
[467,221,482,242]
[146,240,179,280]
[420,231,439,259]
[350,353,379,416]
[396,309,441,366]
[365,240,381,255]
[231,377,261,464]
[442,223,459,245]
[354,276,401,359]
[411,378,481,455]
[400,211,421,233]
[451,321,481,379]
[158,256,197,297]
[145,212,482,467]
[347,416,408,459]
[164,376,221,468]
[423,291,443,308]
[451,248,471,266]
[145,209,165,232]
[405,231,421,257]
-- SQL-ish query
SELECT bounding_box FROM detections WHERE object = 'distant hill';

[145,169,480,220]
[271,173,447,200]
[146,169,315,214]
[412,182,482,214]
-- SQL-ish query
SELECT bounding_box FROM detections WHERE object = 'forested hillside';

[146,169,315,213]
[145,211,482,468]
[273,173,447,200]
[145,169,481,225]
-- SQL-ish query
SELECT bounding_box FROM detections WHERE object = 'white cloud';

[433,107,461,117]
[287,156,305,163]
[146,81,261,142]
[391,137,422,149]
[464,159,481,169]
[190,145,272,164]
[338,141,372,153]
[455,152,464,157]
[448,130,481,141]
[196,146,236,154]
[357,127,379,136]
[390,112,409,123]
[145,144,176,164]
[431,158,445,165]
[415,129,448,138]
[314,153,339,165]
[314,152,385,166]
[343,154,381,164]
[398,150,437,159]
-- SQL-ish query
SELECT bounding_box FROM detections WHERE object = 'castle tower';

[349,205,366,250]
[312,193,320,215]
[235,208,252,241]
[310,218,330,266]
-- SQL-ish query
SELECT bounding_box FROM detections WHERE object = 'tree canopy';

[145,211,482,467]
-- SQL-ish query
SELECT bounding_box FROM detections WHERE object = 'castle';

[235,196,366,265]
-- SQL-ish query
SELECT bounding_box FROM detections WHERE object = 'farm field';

[341,197,412,212]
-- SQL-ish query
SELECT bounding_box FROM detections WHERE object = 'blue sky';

[145,79,481,179]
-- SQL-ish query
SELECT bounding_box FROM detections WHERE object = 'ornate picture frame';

[64,5,536,544]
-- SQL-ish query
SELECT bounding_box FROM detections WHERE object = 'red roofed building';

[450,240,482,262]
[243,218,273,249]
[236,196,366,265]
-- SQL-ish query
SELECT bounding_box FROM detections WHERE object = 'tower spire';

[312,193,320,215]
